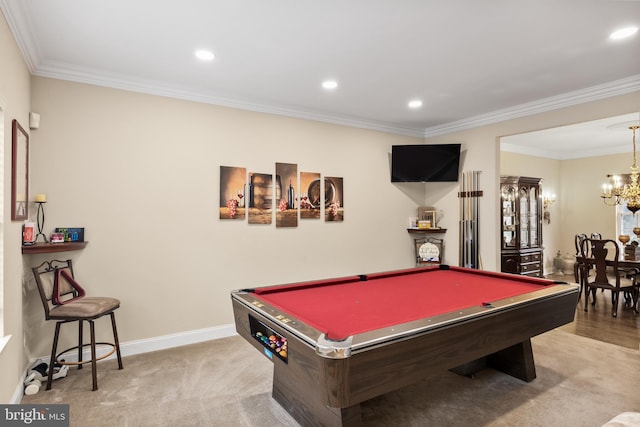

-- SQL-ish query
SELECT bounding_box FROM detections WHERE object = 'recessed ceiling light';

[408,100,423,109]
[322,80,338,90]
[609,26,638,40]
[195,49,215,61]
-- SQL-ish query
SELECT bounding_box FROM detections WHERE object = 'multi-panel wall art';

[219,164,343,227]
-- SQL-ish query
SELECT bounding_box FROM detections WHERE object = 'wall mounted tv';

[391,144,461,182]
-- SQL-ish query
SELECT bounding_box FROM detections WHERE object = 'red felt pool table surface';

[252,266,553,340]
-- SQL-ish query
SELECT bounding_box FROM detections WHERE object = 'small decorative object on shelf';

[50,232,65,243]
[55,227,85,242]
[414,237,444,266]
[34,194,48,243]
[418,206,439,229]
[22,222,36,245]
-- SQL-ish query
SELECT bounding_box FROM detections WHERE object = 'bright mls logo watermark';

[1,405,69,426]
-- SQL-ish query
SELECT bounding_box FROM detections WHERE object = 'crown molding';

[33,62,427,138]
[0,0,40,72]
[35,58,640,141]
[424,75,640,138]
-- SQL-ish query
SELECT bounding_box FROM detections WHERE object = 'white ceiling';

[2,0,639,154]
[501,112,640,160]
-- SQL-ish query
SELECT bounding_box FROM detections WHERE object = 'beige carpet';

[21,329,640,426]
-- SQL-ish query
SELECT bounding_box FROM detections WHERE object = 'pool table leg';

[272,372,361,427]
[451,339,537,383]
[487,339,537,382]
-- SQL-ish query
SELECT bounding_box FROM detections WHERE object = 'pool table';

[231,265,579,426]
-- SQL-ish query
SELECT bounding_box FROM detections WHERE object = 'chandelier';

[601,125,640,213]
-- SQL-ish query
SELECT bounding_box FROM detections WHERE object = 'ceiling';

[2,0,639,150]
[501,112,640,160]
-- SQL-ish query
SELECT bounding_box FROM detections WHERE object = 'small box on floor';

[55,227,85,242]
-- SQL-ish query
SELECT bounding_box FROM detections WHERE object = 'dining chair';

[31,259,123,391]
[573,233,588,286]
[580,238,639,317]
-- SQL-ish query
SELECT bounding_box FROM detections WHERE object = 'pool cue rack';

[459,170,483,269]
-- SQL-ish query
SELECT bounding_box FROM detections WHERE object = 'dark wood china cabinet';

[500,176,543,277]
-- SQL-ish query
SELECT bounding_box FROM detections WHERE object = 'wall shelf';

[22,241,88,255]
[407,228,447,234]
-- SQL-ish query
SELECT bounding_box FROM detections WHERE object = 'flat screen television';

[391,144,461,182]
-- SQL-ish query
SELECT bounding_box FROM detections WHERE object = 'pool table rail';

[231,282,580,358]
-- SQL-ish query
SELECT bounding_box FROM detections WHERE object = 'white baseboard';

[11,324,237,403]
[118,323,237,358]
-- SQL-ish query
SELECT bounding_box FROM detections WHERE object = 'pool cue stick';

[471,171,478,268]
[459,172,465,266]
[467,171,472,267]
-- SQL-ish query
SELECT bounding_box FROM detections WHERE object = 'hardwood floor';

[547,273,640,350]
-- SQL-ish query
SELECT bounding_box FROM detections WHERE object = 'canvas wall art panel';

[276,162,298,228]
[248,172,273,224]
[219,166,246,220]
[325,176,344,222]
[300,171,321,219]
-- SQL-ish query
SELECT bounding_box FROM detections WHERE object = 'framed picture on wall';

[11,119,29,221]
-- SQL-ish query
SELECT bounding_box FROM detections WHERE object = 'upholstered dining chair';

[31,259,123,391]
[579,239,639,317]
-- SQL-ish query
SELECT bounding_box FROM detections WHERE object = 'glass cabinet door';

[529,186,538,246]
[501,184,517,249]
[519,186,529,248]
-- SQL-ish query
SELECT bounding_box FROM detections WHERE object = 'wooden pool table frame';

[231,268,579,426]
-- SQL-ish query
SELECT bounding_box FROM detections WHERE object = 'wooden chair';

[573,233,588,285]
[580,239,639,317]
[32,259,123,391]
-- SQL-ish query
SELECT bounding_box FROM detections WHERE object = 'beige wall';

[560,153,632,252]
[2,5,640,403]
[26,77,432,358]
[0,10,32,403]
